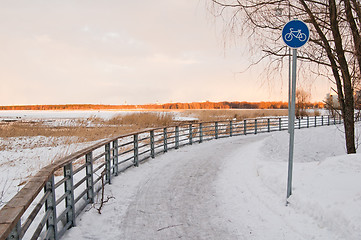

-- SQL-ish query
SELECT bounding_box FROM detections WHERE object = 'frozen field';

[0,110,164,120]
[0,110,181,122]
[0,109,292,121]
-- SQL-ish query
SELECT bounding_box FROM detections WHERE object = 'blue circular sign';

[282,19,309,49]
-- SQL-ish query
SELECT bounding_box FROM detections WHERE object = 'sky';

[0,0,331,105]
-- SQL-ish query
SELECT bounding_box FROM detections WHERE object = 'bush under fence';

[0,114,354,240]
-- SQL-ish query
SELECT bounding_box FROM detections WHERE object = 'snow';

[0,110,199,127]
[0,136,99,206]
[58,124,361,240]
[1,109,360,239]
[0,110,185,205]
[216,130,360,240]
[0,110,191,121]
[0,110,129,120]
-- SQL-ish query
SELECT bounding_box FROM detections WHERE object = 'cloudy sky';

[0,0,330,105]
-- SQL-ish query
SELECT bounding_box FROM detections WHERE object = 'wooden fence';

[0,114,349,239]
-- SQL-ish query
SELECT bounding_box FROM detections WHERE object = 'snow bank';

[290,153,361,240]
[218,124,361,239]
[257,125,361,239]
[261,125,346,163]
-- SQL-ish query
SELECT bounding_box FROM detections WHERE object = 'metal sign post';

[282,19,309,200]
[287,48,297,199]
[288,47,292,134]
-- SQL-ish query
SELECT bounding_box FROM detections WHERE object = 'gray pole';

[288,47,292,133]
[288,3,291,133]
[287,48,297,200]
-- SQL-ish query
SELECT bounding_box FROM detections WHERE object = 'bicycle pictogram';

[284,28,307,42]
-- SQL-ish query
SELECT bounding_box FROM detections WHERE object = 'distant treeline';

[0,101,325,110]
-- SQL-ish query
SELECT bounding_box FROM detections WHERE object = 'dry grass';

[0,112,177,150]
[181,109,288,122]
[0,110,290,150]
[107,112,174,127]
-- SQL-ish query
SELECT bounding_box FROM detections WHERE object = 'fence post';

[298,118,301,129]
[112,140,118,175]
[133,134,139,167]
[321,116,324,126]
[244,120,247,135]
[230,120,233,136]
[199,123,203,143]
[105,143,111,184]
[150,130,155,158]
[279,118,282,131]
[64,163,76,227]
[7,220,21,240]
[254,119,257,134]
[267,119,270,132]
[315,116,317,127]
[307,116,309,128]
[175,127,179,149]
[44,175,58,240]
[85,152,94,203]
[163,128,168,153]
[189,124,193,145]
[215,122,219,139]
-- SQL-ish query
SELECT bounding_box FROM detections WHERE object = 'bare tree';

[296,89,310,118]
[324,92,341,117]
[210,0,361,153]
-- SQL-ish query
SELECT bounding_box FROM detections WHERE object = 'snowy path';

[63,127,360,240]
[118,136,264,240]
[64,135,267,239]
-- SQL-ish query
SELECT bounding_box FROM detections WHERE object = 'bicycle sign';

[282,19,309,48]
[285,28,307,42]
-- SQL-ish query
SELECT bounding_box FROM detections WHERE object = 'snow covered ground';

[0,110,146,120]
[0,110,193,122]
[59,123,361,240]
[0,137,99,207]
[0,110,190,206]
[1,110,359,239]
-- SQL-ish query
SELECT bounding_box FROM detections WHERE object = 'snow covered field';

[0,138,97,203]
[0,110,182,206]
[57,123,361,240]
[0,109,185,122]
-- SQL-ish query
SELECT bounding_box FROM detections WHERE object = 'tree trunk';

[329,0,356,153]
[299,0,356,153]
[343,103,356,153]
[343,0,361,78]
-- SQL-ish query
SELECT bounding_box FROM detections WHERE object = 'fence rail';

[0,114,354,240]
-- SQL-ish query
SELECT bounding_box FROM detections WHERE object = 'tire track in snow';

[119,136,265,240]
